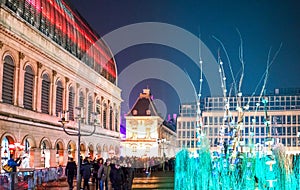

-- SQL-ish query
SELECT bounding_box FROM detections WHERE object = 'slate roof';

[126,88,159,117]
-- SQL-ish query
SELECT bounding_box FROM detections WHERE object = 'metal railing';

[0,166,65,190]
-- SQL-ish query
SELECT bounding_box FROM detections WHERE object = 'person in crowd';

[81,157,92,190]
[97,158,105,190]
[65,157,77,190]
[57,164,63,179]
[8,154,22,189]
[21,153,30,180]
[125,162,135,190]
[92,158,100,189]
[8,154,22,172]
[110,161,125,190]
[104,159,111,190]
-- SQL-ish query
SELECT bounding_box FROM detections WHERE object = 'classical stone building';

[121,88,177,158]
[0,0,122,170]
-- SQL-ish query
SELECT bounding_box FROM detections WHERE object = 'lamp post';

[157,138,167,172]
[58,107,98,190]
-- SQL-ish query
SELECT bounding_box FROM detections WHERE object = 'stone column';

[35,62,43,112]
[50,148,57,167]
[31,148,43,168]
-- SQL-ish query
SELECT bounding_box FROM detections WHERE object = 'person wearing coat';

[81,158,92,190]
[109,162,125,190]
[65,157,77,190]
[97,158,105,190]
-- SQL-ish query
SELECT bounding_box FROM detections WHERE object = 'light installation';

[4,0,116,83]
[175,41,300,189]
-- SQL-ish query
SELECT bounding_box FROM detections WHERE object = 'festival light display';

[175,39,300,189]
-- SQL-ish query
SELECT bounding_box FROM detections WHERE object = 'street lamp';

[58,107,98,190]
[157,138,167,172]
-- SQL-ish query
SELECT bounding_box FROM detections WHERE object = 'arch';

[41,71,50,81]
[0,132,17,144]
[67,140,76,159]
[115,145,120,155]
[23,61,37,75]
[3,55,15,66]
[103,144,108,152]
[40,137,51,168]
[39,137,52,149]
[87,143,94,158]
[96,144,102,158]
[21,134,36,149]
[109,145,114,151]
[54,139,65,150]
[55,139,65,166]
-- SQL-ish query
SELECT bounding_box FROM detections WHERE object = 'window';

[109,106,113,130]
[87,95,93,125]
[23,65,34,110]
[146,109,151,115]
[2,56,15,104]
[103,103,107,129]
[132,110,137,116]
[261,127,265,136]
[115,111,119,132]
[287,127,291,135]
[68,87,75,121]
[79,91,84,108]
[41,73,50,114]
[55,81,63,116]
[132,145,137,152]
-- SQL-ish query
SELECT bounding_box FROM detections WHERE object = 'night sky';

[70,0,300,119]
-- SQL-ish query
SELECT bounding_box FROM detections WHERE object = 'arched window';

[23,65,34,110]
[109,106,113,130]
[115,110,119,132]
[2,55,15,104]
[41,73,50,114]
[79,91,84,108]
[87,95,93,124]
[103,103,107,129]
[55,80,63,116]
[68,86,75,121]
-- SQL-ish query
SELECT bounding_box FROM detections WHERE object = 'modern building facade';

[122,88,177,158]
[0,0,122,170]
[177,88,300,154]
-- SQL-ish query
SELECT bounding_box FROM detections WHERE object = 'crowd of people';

[65,156,175,190]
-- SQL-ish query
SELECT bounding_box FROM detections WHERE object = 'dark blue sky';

[71,0,300,118]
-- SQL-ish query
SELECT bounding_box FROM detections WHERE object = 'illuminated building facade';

[177,88,300,154]
[0,0,122,170]
[122,88,177,158]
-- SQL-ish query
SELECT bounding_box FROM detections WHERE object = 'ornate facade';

[122,88,176,158]
[0,0,122,170]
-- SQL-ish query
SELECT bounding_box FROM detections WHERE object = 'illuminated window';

[146,109,151,115]
[133,110,138,116]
